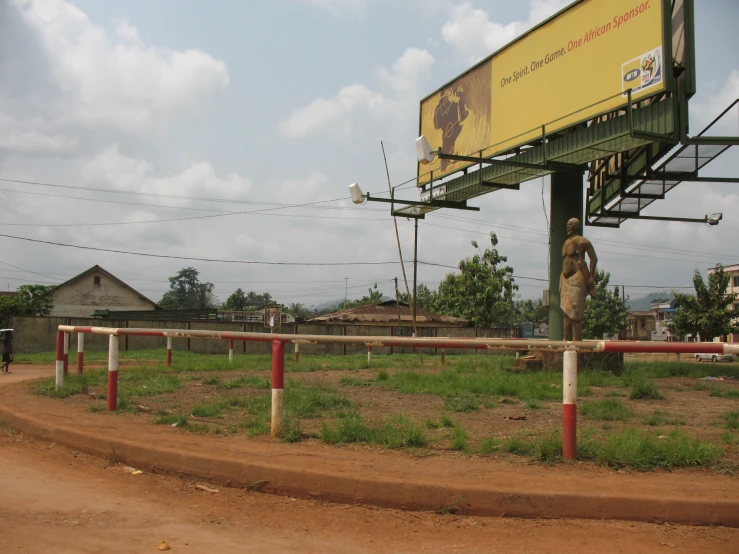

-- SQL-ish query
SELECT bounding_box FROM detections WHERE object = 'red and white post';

[77,332,85,374]
[367,345,372,364]
[271,340,284,437]
[55,330,64,389]
[229,340,234,363]
[166,337,172,367]
[63,332,69,375]
[107,334,119,412]
[563,350,578,461]
[294,342,299,363]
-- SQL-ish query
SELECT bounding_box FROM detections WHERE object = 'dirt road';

[0,367,737,553]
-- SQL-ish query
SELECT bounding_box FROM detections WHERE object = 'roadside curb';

[1,384,737,527]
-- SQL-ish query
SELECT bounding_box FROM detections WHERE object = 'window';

[734,276,739,288]
[93,276,101,286]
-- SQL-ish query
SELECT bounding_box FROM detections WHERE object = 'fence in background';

[10,316,516,356]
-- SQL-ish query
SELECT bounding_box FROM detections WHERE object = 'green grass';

[500,432,564,463]
[214,375,270,390]
[643,411,686,427]
[710,385,739,399]
[722,411,739,430]
[595,429,723,471]
[154,413,189,427]
[320,413,428,448]
[443,394,480,412]
[629,379,665,400]
[450,424,468,451]
[339,376,372,387]
[479,437,501,455]
[580,399,632,421]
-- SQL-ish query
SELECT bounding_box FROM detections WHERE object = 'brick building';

[50,265,158,317]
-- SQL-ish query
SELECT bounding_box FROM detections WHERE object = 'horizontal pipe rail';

[56,326,735,355]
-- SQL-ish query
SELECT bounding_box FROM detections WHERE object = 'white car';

[694,353,734,363]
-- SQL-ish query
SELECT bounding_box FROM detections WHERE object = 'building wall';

[51,270,155,317]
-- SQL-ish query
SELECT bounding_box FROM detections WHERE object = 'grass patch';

[722,411,739,430]
[501,432,563,463]
[339,376,372,387]
[215,375,270,390]
[722,431,739,445]
[526,400,543,410]
[32,373,97,398]
[479,437,501,455]
[596,429,722,471]
[710,385,739,399]
[88,404,106,413]
[320,413,427,448]
[443,394,480,413]
[629,379,665,400]
[376,370,389,381]
[580,399,632,421]
[451,424,468,451]
[154,414,188,427]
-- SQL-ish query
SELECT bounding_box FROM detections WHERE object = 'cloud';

[441,0,571,63]
[279,47,433,139]
[297,0,373,17]
[3,0,229,145]
[691,69,739,132]
[279,85,384,139]
[81,145,252,205]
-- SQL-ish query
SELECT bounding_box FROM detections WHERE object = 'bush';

[629,380,665,400]
[596,429,722,471]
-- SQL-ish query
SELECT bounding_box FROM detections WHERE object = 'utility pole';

[394,276,401,326]
[413,219,418,337]
[344,277,348,305]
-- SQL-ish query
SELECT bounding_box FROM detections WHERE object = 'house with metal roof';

[50,265,158,317]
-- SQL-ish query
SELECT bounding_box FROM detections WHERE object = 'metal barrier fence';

[56,325,738,461]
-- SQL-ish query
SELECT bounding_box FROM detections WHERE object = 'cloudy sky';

[0,0,738,308]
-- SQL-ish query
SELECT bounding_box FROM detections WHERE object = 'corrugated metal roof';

[307,301,468,326]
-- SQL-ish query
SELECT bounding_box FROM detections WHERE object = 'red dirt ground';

[1,365,738,552]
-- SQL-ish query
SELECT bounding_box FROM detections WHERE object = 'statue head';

[566,218,581,236]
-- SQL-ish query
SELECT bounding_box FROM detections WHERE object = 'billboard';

[418,0,669,184]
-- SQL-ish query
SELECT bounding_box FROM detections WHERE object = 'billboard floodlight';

[706,213,723,226]
[415,135,436,165]
[349,182,366,205]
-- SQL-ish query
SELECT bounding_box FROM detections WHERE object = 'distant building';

[51,265,158,317]
[307,300,468,327]
[626,310,656,340]
[651,299,677,341]
[708,264,739,342]
[0,292,19,299]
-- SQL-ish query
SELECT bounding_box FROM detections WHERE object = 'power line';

[0,232,414,266]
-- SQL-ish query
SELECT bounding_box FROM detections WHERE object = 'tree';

[432,233,517,327]
[514,298,548,325]
[159,268,218,310]
[223,288,248,311]
[582,270,628,339]
[671,265,738,341]
[286,303,310,320]
[397,283,437,311]
[337,284,384,310]
[0,284,56,327]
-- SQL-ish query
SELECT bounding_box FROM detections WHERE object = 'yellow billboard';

[419,0,667,184]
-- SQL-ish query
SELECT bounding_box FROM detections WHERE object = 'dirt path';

[0,366,737,553]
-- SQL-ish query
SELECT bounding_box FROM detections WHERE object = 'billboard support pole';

[548,171,584,341]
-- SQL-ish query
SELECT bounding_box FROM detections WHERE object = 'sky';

[0,0,738,308]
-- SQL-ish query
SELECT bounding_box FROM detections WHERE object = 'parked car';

[694,353,734,363]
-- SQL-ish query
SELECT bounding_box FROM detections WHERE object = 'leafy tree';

[159,267,218,310]
[582,270,628,339]
[514,298,548,325]
[432,233,517,327]
[337,284,385,310]
[398,283,436,311]
[0,284,56,327]
[671,265,738,341]
[223,288,248,311]
[286,302,310,320]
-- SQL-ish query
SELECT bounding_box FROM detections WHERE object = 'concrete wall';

[51,269,155,317]
[9,316,514,355]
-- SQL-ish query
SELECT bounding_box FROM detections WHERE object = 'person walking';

[1,329,14,374]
